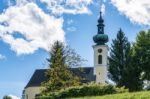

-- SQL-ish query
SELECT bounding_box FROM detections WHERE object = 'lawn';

[71,91,150,99]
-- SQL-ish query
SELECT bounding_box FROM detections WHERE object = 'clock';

[98,49,102,53]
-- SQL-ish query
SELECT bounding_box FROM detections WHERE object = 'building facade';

[22,68,95,99]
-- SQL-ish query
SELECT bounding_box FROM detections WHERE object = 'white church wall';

[93,45,108,83]
[93,45,108,67]
[24,87,42,99]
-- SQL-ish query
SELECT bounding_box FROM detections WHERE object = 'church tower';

[93,11,108,83]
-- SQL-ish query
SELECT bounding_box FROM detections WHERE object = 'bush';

[3,96,12,99]
[36,84,128,99]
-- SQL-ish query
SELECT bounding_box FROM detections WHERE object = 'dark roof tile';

[25,67,95,88]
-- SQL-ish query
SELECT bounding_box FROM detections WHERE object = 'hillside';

[71,91,150,99]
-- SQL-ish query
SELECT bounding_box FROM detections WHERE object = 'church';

[22,10,109,99]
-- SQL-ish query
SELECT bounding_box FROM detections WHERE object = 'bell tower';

[93,12,108,83]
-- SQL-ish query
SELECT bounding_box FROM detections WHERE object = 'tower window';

[98,55,102,64]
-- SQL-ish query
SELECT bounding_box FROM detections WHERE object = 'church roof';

[25,67,95,88]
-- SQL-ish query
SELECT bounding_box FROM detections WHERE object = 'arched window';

[98,55,102,64]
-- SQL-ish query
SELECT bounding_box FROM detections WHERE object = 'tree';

[133,30,150,80]
[3,96,12,99]
[42,41,81,94]
[65,46,86,68]
[124,48,143,91]
[108,29,142,91]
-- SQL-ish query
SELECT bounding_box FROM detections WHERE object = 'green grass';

[71,91,150,99]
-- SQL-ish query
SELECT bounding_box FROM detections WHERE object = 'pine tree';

[108,29,142,91]
[42,41,80,94]
[123,49,143,91]
[133,30,150,80]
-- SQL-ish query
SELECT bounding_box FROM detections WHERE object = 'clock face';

[98,49,102,53]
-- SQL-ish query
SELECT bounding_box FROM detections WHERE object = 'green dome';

[93,34,108,45]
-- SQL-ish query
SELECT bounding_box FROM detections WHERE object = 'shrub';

[36,84,128,99]
[3,96,12,99]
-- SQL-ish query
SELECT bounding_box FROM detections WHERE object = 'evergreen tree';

[42,41,81,94]
[133,30,150,80]
[3,96,12,99]
[124,49,143,91]
[108,29,142,91]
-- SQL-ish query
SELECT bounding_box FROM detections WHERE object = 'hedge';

[36,84,128,99]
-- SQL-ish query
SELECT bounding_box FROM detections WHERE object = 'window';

[98,55,102,64]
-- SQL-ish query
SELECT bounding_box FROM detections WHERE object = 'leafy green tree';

[65,46,86,68]
[3,96,12,99]
[42,41,81,94]
[133,30,150,80]
[108,29,142,91]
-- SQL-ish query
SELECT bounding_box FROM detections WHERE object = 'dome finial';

[99,11,103,22]
[93,9,108,45]
[100,11,102,19]
[97,11,104,34]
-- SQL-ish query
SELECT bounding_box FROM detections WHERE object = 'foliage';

[37,84,128,99]
[65,46,86,67]
[108,29,142,91]
[72,91,150,99]
[42,41,81,94]
[3,96,12,99]
[132,30,150,80]
[109,29,131,85]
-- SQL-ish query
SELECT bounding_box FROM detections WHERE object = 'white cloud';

[103,0,106,2]
[66,19,76,32]
[0,3,65,55]
[67,19,74,25]
[67,27,76,32]
[101,4,105,15]
[0,54,6,60]
[6,0,13,6]
[94,0,106,15]
[111,0,150,25]
[0,0,95,55]
[40,0,93,15]
[16,0,34,5]
[9,95,20,99]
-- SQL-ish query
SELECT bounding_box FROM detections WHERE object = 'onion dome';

[93,12,108,45]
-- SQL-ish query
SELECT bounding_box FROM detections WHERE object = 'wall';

[24,87,42,99]
[93,45,108,83]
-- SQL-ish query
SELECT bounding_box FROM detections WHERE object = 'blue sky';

[0,0,150,98]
